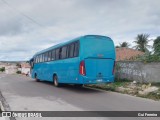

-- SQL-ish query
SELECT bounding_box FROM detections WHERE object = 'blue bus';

[29,35,115,87]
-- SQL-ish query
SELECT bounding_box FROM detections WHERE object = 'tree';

[133,34,150,52]
[119,42,130,48]
[153,36,160,55]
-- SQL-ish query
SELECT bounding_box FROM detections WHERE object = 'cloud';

[0,0,160,61]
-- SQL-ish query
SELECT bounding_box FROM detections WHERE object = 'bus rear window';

[82,38,114,58]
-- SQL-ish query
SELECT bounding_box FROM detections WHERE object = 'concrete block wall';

[115,61,160,83]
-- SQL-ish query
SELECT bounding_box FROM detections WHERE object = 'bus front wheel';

[53,75,60,87]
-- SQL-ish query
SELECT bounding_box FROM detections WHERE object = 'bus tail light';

[112,61,115,75]
[79,60,86,76]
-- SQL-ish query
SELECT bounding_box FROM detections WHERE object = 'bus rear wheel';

[35,74,40,82]
[74,84,83,88]
[53,75,60,87]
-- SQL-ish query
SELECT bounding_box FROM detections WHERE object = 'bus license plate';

[96,79,103,82]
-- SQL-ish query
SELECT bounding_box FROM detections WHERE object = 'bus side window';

[35,56,37,63]
[74,42,79,57]
[40,54,42,62]
[59,48,62,59]
[31,60,34,68]
[42,54,44,62]
[34,57,36,63]
[55,48,60,60]
[66,45,69,58]
[38,55,39,63]
[61,46,67,59]
[41,54,43,62]
[38,55,40,63]
[44,52,48,62]
[36,56,38,63]
[51,50,55,60]
[69,43,75,58]
[47,52,49,61]
[44,53,46,62]
[43,53,45,62]
[39,55,41,62]
[48,51,52,61]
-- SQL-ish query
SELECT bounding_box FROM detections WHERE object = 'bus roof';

[33,35,111,57]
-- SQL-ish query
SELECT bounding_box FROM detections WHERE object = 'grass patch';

[86,80,160,101]
[115,78,131,82]
[138,89,160,100]
[86,79,130,92]
[151,82,160,87]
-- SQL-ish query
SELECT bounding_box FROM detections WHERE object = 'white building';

[20,63,31,75]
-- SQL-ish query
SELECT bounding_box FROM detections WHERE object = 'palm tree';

[133,34,150,52]
[153,36,160,55]
[119,42,130,48]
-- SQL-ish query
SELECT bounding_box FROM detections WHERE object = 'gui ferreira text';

[138,112,158,117]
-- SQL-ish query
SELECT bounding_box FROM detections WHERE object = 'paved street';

[0,73,160,120]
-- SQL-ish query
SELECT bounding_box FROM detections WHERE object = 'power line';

[1,0,44,27]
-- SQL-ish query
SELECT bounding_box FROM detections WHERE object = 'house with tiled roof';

[116,48,144,61]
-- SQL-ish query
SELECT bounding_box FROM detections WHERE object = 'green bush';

[136,52,160,63]
[16,71,21,74]
[0,67,5,72]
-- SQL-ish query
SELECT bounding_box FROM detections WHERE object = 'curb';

[0,101,5,111]
[0,91,16,120]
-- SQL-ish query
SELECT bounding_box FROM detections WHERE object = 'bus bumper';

[79,75,114,84]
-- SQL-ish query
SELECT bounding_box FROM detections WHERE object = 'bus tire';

[53,75,60,87]
[35,74,40,82]
[74,84,83,88]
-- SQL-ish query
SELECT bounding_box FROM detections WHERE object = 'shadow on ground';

[35,80,102,94]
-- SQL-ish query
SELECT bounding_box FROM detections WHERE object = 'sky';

[0,0,160,61]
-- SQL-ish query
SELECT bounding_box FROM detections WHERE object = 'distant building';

[0,62,31,75]
[116,48,144,61]
[20,63,31,75]
[0,62,8,68]
[5,64,18,74]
